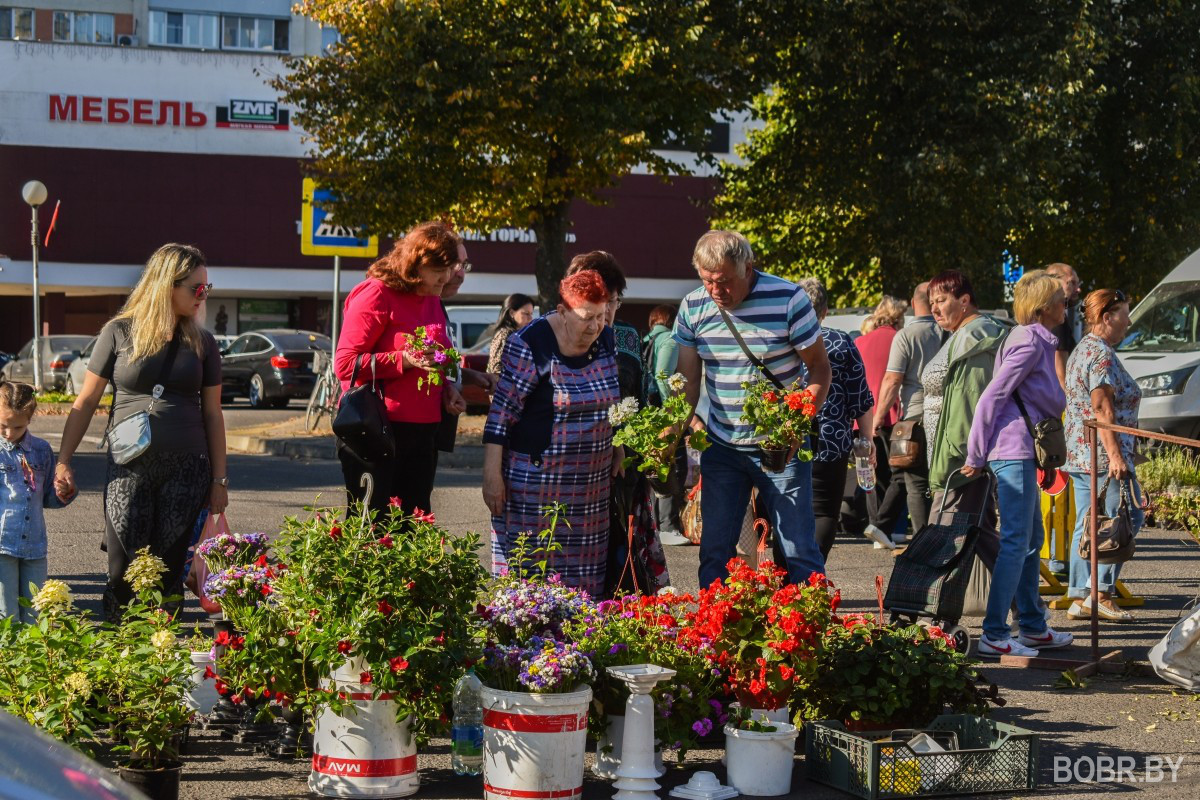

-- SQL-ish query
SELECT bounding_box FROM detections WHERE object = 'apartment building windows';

[51,11,115,45]
[221,15,288,52]
[149,10,218,49]
[0,7,33,40]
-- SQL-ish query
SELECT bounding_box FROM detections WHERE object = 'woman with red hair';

[482,270,620,596]
[335,221,468,518]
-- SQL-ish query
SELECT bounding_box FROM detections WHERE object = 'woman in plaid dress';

[482,270,621,596]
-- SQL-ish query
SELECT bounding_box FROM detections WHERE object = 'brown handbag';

[888,419,923,469]
[1079,479,1138,565]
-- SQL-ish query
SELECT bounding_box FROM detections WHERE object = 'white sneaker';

[977,634,1039,659]
[862,524,896,550]
[1017,626,1073,650]
[658,531,690,546]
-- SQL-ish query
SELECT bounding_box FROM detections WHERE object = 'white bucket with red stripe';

[309,659,418,798]
[481,685,591,800]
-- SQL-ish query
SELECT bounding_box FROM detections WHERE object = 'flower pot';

[759,446,790,473]
[592,713,666,779]
[482,684,591,800]
[118,760,182,800]
[729,703,791,726]
[724,722,798,797]
[185,651,219,716]
[309,658,418,798]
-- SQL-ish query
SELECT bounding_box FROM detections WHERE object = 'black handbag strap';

[348,353,378,389]
[1012,388,1038,440]
[716,307,785,390]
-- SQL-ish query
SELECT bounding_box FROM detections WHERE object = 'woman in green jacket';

[921,270,1007,508]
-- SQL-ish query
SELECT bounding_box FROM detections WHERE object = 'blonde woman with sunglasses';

[57,244,226,621]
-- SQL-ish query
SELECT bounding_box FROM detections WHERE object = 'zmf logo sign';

[215,99,290,131]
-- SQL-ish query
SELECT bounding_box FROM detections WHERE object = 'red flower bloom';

[203,664,217,680]
[360,671,373,685]
[378,534,394,549]
[406,581,417,591]
[763,391,778,403]
[337,640,353,655]
[378,600,394,616]
[413,508,436,523]
[230,693,243,705]
[785,392,805,410]
[230,635,245,651]
[389,656,409,673]
[261,689,272,699]
[255,554,269,568]
[388,496,403,508]
[214,630,233,647]
[260,584,272,596]
[802,403,817,417]
[214,679,229,696]
[329,524,342,540]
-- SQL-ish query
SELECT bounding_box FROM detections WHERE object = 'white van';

[444,305,502,351]
[1117,246,1200,439]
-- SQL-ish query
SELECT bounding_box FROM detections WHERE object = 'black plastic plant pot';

[760,446,790,473]
[118,760,182,800]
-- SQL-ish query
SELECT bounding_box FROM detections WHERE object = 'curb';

[227,433,485,468]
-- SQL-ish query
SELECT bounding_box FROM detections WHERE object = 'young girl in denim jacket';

[0,381,75,623]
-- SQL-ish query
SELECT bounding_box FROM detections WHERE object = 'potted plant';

[739,379,818,471]
[608,372,709,482]
[475,512,597,800]
[723,706,801,797]
[796,615,1002,730]
[680,558,836,721]
[0,580,107,753]
[571,592,721,776]
[261,503,485,796]
[100,548,195,800]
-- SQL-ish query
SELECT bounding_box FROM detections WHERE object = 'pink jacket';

[334,278,450,424]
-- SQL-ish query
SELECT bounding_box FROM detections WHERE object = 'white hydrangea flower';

[666,373,687,394]
[31,579,72,616]
[125,547,168,594]
[64,672,92,698]
[151,630,176,651]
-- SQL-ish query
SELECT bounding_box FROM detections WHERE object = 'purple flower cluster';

[484,575,591,641]
[202,565,271,601]
[484,636,594,694]
[197,532,269,571]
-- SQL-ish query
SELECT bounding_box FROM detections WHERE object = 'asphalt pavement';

[26,408,1200,799]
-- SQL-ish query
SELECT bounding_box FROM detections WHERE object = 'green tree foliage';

[715,1,1122,307]
[277,0,774,305]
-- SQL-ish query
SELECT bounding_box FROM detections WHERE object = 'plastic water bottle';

[451,669,484,776]
[853,437,876,492]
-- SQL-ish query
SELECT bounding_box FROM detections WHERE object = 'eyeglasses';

[174,281,213,300]
[458,261,472,274]
[1101,289,1127,314]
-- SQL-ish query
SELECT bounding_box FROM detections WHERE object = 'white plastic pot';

[309,658,418,798]
[185,651,219,715]
[482,684,591,800]
[724,722,798,797]
[593,713,666,779]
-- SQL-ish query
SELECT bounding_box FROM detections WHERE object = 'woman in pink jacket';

[335,221,467,517]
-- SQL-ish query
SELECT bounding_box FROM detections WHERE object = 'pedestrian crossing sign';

[301,178,379,257]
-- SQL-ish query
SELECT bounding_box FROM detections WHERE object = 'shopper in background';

[487,293,536,375]
[962,270,1071,658]
[1064,288,1143,622]
[873,282,943,538]
[798,278,875,557]
[1046,262,1083,390]
[643,304,689,546]
[855,295,906,546]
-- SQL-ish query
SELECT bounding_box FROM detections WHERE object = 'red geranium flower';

[763,391,778,403]
[785,392,805,410]
[337,640,353,655]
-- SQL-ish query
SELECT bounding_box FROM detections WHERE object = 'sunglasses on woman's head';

[1102,289,1127,314]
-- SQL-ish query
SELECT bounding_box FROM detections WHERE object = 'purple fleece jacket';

[966,323,1066,467]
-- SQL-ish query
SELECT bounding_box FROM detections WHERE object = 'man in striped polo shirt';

[675,230,832,587]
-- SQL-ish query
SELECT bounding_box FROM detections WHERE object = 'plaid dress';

[484,316,620,597]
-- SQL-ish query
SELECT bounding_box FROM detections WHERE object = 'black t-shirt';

[90,320,221,454]
[1052,304,1081,353]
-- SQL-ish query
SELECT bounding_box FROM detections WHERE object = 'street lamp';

[21,180,47,391]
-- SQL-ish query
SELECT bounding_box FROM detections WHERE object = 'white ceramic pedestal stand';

[607,664,676,800]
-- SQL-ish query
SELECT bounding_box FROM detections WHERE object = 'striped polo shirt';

[674,271,821,448]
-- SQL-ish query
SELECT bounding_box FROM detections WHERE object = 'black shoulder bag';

[716,307,785,390]
[332,355,395,465]
[1013,388,1066,474]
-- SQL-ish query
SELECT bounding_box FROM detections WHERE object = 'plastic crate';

[805,714,1038,799]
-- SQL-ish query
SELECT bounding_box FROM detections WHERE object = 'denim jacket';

[0,434,71,560]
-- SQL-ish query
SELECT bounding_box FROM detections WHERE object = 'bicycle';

[305,351,341,433]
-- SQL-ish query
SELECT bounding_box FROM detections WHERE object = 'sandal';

[1067,597,1134,622]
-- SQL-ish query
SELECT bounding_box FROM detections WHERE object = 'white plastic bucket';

[728,703,790,725]
[185,651,219,715]
[592,714,666,779]
[482,685,591,800]
[309,658,418,798]
[724,722,798,797]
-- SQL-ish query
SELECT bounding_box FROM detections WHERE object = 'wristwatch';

[212,476,229,487]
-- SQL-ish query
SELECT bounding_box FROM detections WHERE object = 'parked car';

[0,335,93,391]
[220,329,331,408]
[63,337,111,396]
[1117,245,1200,439]
[213,334,237,352]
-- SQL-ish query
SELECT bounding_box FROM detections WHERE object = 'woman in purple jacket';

[962,271,1072,658]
